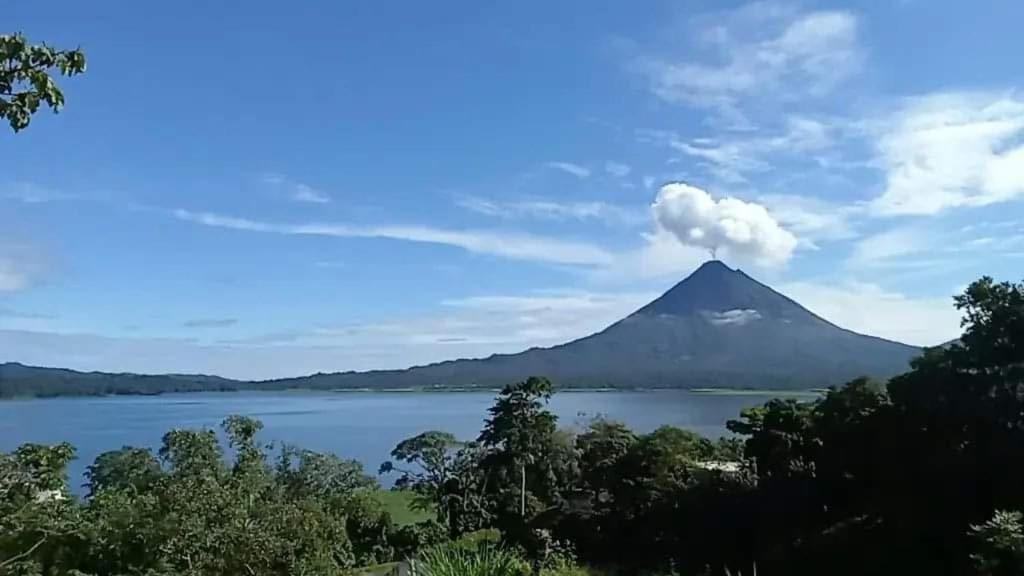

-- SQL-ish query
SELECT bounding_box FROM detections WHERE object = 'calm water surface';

[0,390,802,492]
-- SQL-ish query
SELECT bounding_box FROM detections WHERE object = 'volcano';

[271,261,922,390]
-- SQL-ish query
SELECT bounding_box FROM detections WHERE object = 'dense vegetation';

[0,363,251,398]
[3,274,1024,575]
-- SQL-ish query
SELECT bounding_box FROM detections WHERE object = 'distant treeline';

[0,362,851,399]
[0,363,250,398]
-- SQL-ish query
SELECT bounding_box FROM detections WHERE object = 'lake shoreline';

[0,385,824,401]
[1,389,815,494]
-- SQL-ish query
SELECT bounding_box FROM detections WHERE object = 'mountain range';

[0,261,925,398]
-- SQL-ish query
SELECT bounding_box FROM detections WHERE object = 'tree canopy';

[1,33,86,132]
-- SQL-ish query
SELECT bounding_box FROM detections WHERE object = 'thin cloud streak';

[545,161,591,179]
[456,196,646,227]
[172,209,615,267]
[183,318,238,328]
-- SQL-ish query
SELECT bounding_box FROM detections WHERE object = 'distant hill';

[1,261,924,398]
[0,362,243,398]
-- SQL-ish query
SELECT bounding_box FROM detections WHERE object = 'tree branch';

[0,535,48,568]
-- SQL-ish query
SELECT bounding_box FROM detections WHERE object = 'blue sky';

[3,1,1023,378]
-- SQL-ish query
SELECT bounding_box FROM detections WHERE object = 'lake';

[0,390,807,492]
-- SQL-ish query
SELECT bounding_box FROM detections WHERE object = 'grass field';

[372,489,434,526]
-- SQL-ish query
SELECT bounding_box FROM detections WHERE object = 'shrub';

[409,542,530,576]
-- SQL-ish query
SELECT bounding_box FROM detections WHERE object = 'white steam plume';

[652,183,797,266]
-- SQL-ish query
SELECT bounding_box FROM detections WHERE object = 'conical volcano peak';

[692,259,733,274]
[687,259,737,280]
[633,260,806,319]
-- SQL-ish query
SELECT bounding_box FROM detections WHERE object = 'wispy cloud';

[870,91,1024,216]
[0,243,48,292]
[587,228,709,284]
[845,223,1024,275]
[604,161,632,178]
[0,288,655,379]
[758,194,862,246]
[183,318,238,328]
[545,161,591,179]
[311,289,656,350]
[1,182,74,204]
[846,226,930,269]
[638,3,862,123]
[262,173,332,204]
[456,196,645,227]
[173,209,615,267]
[0,307,53,320]
[641,116,837,184]
[780,280,961,346]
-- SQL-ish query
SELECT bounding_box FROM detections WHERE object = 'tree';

[0,443,81,574]
[479,376,557,455]
[276,444,376,501]
[575,418,636,504]
[727,398,817,482]
[811,378,889,519]
[477,376,576,551]
[478,376,557,513]
[380,430,465,529]
[969,510,1024,576]
[1,33,86,132]
[85,447,163,496]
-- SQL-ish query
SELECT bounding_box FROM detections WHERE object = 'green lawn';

[372,489,434,526]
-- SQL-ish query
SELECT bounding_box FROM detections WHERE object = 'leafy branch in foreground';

[1,33,86,132]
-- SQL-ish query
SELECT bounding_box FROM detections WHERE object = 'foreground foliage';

[410,544,530,576]
[1,33,86,132]
[3,275,1024,575]
[1,417,391,575]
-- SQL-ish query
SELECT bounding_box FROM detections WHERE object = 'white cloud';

[705,308,762,326]
[0,260,32,292]
[2,182,73,203]
[671,139,768,184]
[641,5,861,118]
[759,194,861,245]
[588,229,708,283]
[779,281,962,346]
[456,196,644,226]
[290,184,331,204]
[173,209,615,267]
[659,116,836,183]
[0,243,48,292]
[286,288,653,351]
[545,162,591,179]
[652,183,798,266]
[847,227,930,268]
[871,91,1024,215]
[605,161,632,178]
[262,173,332,204]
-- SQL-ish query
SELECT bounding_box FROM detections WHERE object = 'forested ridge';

[3,275,1024,575]
[0,363,247,398]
